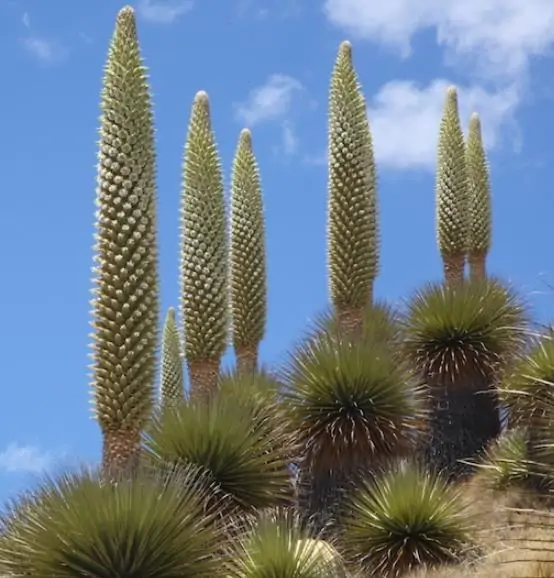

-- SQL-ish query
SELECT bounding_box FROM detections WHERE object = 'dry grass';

[407,478,554,578]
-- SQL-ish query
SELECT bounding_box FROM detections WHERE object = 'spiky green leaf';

[160,307,185,407]
[436,86,468,257]
[145,391,294,511]
[90,5,159,431]
[466,113,492,255]
[180,91,228,361]
[328,41,378,310]
[284,332,425,471]
[0,466,224,577]
[403,278,527,381]
[341,462,471,577]
[229,129,267,351]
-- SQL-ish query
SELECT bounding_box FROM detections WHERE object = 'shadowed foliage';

[340,462,471,578]
[403,278,528,477]
[144,391,295,512]
[284,331,425,526]
[0,466,224,577]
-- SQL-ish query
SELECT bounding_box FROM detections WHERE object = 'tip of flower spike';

[446,85,458,98]
[194,90,210,105]
[239,128,252,147]
[166,307,176,318]
[338,40,352,60]
[117,5,135,20]
[470,112,481,127]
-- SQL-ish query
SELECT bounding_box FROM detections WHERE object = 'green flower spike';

[180,91,228,400]
[159,307,185,408]
[466,112,492,280]
[90,5,159,479]
[327,40,378,335]
[436,86,468,285]
[229,129,267,374]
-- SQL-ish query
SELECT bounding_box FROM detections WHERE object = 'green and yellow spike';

[436,86,468,285]
[90,5,159,479]
[466,113,492,279]
[180,91,228,399]
[159,308,185,407]
[328,40,378,334]
[229,129,267,374]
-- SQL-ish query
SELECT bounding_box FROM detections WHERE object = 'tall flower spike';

[159,307,185,407]
[466,113,492,280]
[90,5,159,479]
[328,40,378,335]
[229,129,267,374]
[436,86,468,285]
[180,91,228,400]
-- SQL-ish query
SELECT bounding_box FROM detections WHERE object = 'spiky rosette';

[436,86,468,284]
[180,91,228,398]
[159,307,185,407]
[466,113,492,280]
[144,391,294,512]
[90,5,159,476]
[0,466,224,577]
[403,278,527,381]
[284,332,425,474]
[327,40,378,332]
[308,301,400,347]
[227,509,345,578]
[229,129,267,374]
[341,463,471,577]
[475,427,532,491]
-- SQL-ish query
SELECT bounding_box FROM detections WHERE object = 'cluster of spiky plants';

[229,129,267,375]
[89,5,159,479]
[180,91,228,400]
[340,463,472,577]
[327,41,378,334]
[435,86,468,285]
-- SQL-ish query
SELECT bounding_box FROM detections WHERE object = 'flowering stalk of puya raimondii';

[180,91,228,400]
[90,5,159,479]
[327,41,379,336]
[229,129,267,374]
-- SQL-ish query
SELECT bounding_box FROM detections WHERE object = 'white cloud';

[323,0,554,77]
[22,37,64,63]
[282,121,298,155]
[0,443,53,474]
[235,74,303,126]
[22,12,30,28]
[369,80,519,170]
[136,0,193,24]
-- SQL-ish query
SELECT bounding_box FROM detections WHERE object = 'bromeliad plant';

[340,462,472,577]
[90,5,159,479]
[284,327,425,525]
[327,41,379,335]
[403,278,528,478]
[0,466,225,577]
[159,307,185,408]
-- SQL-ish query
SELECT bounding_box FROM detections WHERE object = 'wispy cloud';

[281,121,298,155]
[0,443,54,474]
[234,74,303,126]
[136,0,193,24]
[22,36,65,63]
[22,11,30,28]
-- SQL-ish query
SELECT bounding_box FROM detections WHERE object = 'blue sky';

[1,0,554,501]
